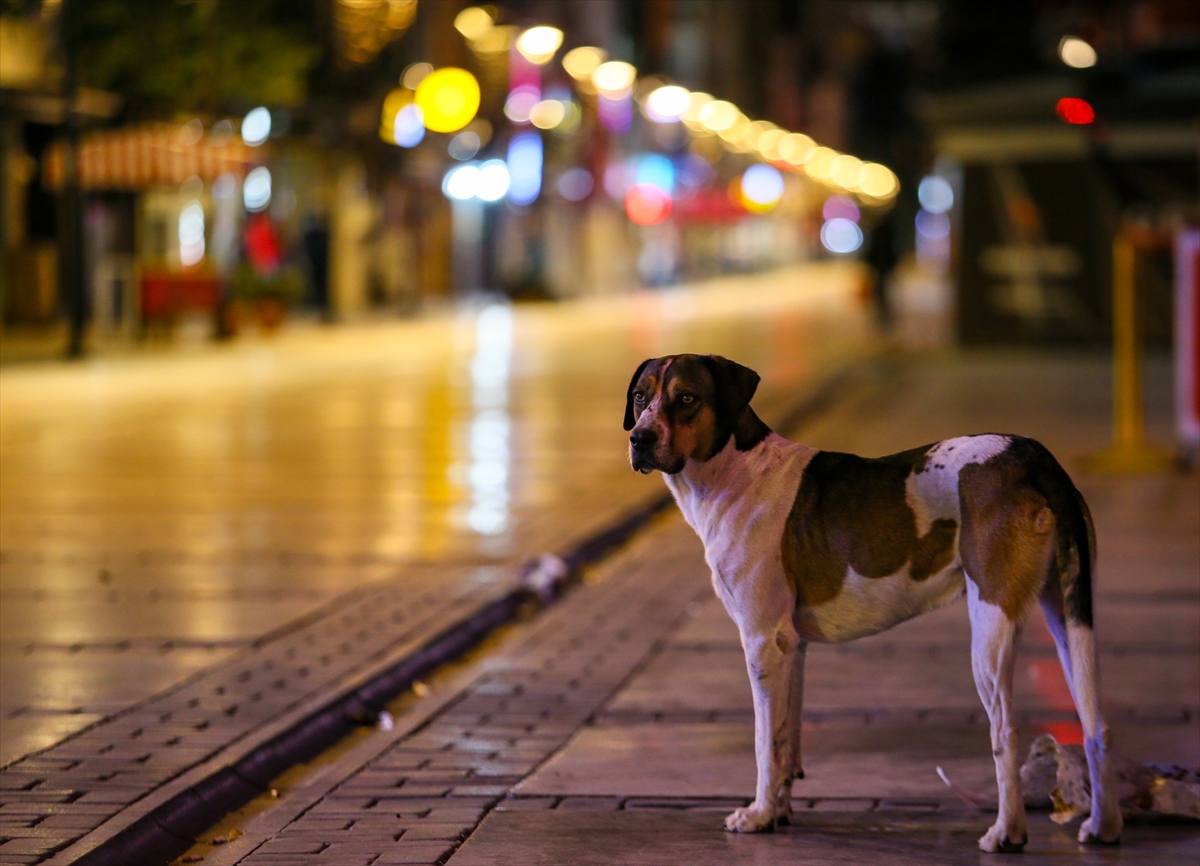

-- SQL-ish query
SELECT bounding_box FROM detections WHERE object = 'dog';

[625,354,1123,853]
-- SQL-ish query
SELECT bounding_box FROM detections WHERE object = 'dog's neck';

[664,419,808,539]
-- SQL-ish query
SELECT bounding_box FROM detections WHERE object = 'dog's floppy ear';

[623,359,654,431]
[701,355,760,435]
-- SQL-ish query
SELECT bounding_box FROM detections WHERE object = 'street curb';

[61,355,885,865]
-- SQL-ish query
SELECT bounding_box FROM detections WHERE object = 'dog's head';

[624,354,762,474]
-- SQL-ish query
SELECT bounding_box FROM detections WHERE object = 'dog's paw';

[1077,813,1121,845]
[724,804,776,833]
[978,822,1026,853]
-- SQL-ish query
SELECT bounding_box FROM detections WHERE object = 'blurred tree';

[71,0,322,116]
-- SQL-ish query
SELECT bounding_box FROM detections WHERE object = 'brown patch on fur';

[959,449,1057,620]
[782,446,958,606]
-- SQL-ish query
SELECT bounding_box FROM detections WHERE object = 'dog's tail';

[1016,437,1095,627]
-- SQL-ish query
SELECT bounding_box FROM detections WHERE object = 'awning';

[43,122,263,191]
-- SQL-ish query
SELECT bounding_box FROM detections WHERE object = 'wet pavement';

[1,264,876,864]
[188,348,1194,866]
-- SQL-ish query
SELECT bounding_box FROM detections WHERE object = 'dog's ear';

[623,359,654,431]
[701,355,760,434]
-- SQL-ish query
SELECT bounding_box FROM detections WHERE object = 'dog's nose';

[630,429,657,450]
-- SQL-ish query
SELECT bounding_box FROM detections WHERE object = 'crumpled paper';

[938,733,1200,821]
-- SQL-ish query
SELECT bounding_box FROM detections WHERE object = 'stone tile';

[446,808,1200,866]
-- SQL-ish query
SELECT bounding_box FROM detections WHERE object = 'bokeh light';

[448,130,481,160]
[454,6,493,41]
[443,164,480,200]
[635,153,675,195]
[476,160,510,202]
[699,100,738,132]
[529,100,566,130]
[829,154,863,189]
[645,85,690,122]
[393,103,425,147]
[820,217,863,254]
[625,183,672,226]
[415,67,480,133]
[557,168,593,201]
[822,195,860,223]
[740,164,784,211]
[1056,96,1095,124]
[917,175,954,213]
[402,62,433,90]
[858,162,899,198]
[592,61,637,98]
[504,85,541,124]
[562,46,606,81]
[805,146,836,180]
[241,107,271,147]
[779,133,815,165]
[243,166,271,212]
[178,200,205,266]
[516,26,563,65]
[1058,36,1097,69]
[506,132,543,206]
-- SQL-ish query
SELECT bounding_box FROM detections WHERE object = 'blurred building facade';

[0,0,1196,357]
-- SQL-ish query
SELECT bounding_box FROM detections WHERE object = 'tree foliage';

[74,0,322,117]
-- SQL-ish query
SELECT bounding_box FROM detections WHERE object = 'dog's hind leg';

[966,578,1028,853]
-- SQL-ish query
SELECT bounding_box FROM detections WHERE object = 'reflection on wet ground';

[0,263,874,763]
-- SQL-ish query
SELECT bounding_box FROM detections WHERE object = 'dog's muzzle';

[629,428,657,474]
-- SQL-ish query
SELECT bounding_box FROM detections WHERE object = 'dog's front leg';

[725,621,800,833]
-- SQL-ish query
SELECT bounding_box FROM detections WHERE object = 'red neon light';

[1056,97,1095,125]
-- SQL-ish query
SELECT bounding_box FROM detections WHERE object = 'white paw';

[978,821,1026,853]
[724,803,776,833]
[1077,813,1122,845]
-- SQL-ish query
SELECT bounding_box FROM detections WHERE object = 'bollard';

[1086,229,1173,473]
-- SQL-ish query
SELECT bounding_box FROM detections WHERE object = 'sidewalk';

[0,264,876,864]
[189,349,1196,866]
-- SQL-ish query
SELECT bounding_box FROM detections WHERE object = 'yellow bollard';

[1086,231,1174,473]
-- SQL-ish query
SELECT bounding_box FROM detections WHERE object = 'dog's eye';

[633,391,646,404]
[680,394,694,405]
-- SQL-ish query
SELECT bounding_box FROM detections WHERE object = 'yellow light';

[804,146,836,180]
[743,120,776,150]
[379,87,412,141]
[562,46,606,80]
[454,6,493,41]
[592,60,637,97]
[516,26,563,65]
[757,128,786,161]
[829,154,863,189]
[699,100,738,132]
[857,162,898,198]
[778,133,815,165]
[1058,36,1097,69]
[529,100,566,129]
[682,91,713,125]
[415,67,480,133]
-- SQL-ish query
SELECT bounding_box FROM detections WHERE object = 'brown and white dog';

[625,354,1122,853]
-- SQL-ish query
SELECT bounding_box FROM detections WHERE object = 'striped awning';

[43,123,263,191]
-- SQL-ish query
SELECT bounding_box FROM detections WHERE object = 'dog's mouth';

[629,449,656,474]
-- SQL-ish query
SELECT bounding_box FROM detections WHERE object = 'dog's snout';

[630,429,657,450]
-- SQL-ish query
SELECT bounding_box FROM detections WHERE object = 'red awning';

[43,123,263,191]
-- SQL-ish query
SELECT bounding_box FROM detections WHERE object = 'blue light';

[820,218,863,254]
[634,153,675,195]
[741,164,784,207]
[394,104,425,148]
[506,132,543,206]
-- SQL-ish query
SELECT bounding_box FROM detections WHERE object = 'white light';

[645,85,690,122]
[740,164,784,206]
[1059,36,1097,69]
[178,199,205,266]
[476,160,510,202]
[241,107,271,146]
[591,61,636,97]
[820,218,863,254]
[443,164,480,200]
[243,166,271,212]
[917,175,954,214]
[504,86,540,124]
[515,26,563,65]
[394,103,425,147]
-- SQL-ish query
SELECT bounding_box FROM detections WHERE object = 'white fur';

[659,430,1120,847]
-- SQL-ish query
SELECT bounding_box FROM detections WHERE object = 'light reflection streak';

[465,304,513,536]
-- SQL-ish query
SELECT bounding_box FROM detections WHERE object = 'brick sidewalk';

[170,350,1197,866]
